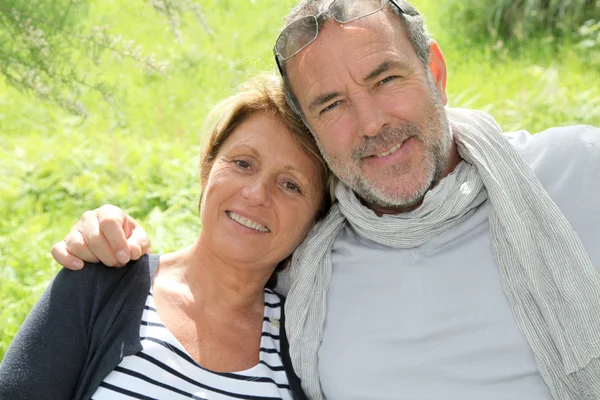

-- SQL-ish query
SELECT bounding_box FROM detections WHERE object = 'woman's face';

[200,111,325,268]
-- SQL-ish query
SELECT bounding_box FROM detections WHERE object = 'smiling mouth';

[226,211,270,233]
[372,140,407,158]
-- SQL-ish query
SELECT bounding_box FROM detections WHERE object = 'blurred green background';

[1,0,600,359]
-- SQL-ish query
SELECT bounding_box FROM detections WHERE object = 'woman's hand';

[51,204,151,270]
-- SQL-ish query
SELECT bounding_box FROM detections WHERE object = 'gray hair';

[278,0,432,124]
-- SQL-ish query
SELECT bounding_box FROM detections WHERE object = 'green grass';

[439,0,599,42]
[1,0,600,359]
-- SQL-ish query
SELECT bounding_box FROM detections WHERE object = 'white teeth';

[227,212,269,232]
[376,142,403,158]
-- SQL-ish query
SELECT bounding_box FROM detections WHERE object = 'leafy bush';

[0,0,299,360]
[578,19,600,63]
[0,0,208,116]
[440,0,600,42]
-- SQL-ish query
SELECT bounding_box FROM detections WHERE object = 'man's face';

[286,8,452,210]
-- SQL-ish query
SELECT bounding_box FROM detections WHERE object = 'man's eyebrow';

[363,60,407,82]
[308,92,340,112]
[306,60,409,112]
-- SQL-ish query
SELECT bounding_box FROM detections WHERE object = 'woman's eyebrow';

[229,143,260,157]
[230,144,311,182]
[282,164,310,182]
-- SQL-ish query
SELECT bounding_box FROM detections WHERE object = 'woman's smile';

[225,210,270,233]
[200,111,326,267]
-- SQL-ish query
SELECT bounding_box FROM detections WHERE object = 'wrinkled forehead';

[285,8,407,78]
[286,4,405,65]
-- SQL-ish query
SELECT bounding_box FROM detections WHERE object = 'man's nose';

[241,180,271,207]
[353,96,388,138]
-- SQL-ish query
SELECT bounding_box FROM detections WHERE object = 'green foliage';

[440,0,600,42]
[577,19,600,64]
[0,0,299,359]
[1,0,600,361]
[0,0,207,116]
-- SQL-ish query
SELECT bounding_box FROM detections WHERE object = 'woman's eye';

[283,181,300,193]
[321,100,341,114]
[233,159,250,169]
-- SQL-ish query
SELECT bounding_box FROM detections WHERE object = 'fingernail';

[116,250,130,264]
[73,260,84,269]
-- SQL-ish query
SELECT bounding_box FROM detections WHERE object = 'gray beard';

[319,96,452,210]
[353,109,452,209]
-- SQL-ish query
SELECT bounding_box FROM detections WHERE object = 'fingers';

[76,207,123,266]
[96,205,131,264]
[52,204,148,269]
[63,227,100,264]
[127,222,151,260]
[51,240,85,270]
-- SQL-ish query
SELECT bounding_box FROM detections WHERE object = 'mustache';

[351,122,421,159]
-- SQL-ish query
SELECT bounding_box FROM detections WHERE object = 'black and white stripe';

[93,288,292,400]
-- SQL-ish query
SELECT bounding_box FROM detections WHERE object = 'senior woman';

[0,74,333,400]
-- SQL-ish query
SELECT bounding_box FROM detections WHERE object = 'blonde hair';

[198,74,336,287]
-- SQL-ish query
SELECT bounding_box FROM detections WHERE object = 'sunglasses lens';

[330,0,384,23]
[276,16,318,60]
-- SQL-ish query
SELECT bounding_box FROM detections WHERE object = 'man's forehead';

[319,6,398,36]
[286,10,413,90]
[290,9,407,66]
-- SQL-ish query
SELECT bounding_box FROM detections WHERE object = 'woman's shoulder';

[0,256,158,400]
[53,253,159,293]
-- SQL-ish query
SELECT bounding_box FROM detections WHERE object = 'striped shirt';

[92,288,292,400]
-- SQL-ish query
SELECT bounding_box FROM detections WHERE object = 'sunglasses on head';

[273,0,417,75]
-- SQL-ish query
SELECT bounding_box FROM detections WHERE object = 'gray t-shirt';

[318,126,600,399]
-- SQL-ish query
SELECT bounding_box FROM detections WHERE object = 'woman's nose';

[241,180,270,207]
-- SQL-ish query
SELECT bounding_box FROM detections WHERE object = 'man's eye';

[283,181,301,193]
[379,76,398,85]
[233,159,250,169]
[321,100,341,114]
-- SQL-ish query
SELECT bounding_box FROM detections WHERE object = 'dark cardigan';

[0,254,306,400]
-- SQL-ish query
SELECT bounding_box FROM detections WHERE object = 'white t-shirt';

[318,126,600,399]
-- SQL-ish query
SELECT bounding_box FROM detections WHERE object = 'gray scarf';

[284,108,600,400]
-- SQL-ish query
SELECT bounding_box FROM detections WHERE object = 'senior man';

[52,0,600,399]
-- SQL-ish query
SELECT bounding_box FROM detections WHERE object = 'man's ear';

[428,40,448,105]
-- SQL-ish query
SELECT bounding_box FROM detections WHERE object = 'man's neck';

[366,142,462,216]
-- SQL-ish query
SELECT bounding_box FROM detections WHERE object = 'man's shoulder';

[505,125,599,180]
[504,125,600,232]
[505,125,598,165]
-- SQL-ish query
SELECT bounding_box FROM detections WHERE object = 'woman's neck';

[158,237,274,316]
